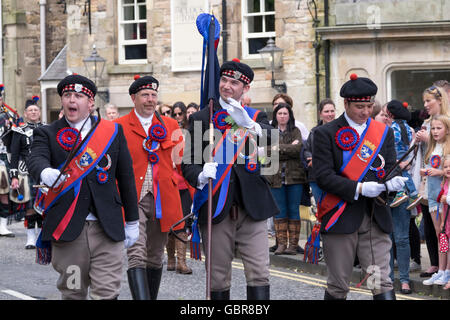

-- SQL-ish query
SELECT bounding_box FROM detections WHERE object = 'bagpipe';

[0,101,24,152]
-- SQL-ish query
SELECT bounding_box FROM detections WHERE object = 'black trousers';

[409,217,421,265]
[420,204,438,267]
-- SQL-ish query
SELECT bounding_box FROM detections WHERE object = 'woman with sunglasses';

[159,104,172,117]
[172,101,188,129]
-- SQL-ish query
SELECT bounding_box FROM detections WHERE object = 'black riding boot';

[127,267,150,300]
[210,290,230,300]
[247,285,270,300]
[146,267,163,300]
[373,289,396,300]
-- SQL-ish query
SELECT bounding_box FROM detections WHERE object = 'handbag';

[439,205,449,254]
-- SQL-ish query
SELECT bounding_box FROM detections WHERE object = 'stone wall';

[332,0,450,25]
[46,1,67,65]
[58,0,319,128]
[2,0,67,116]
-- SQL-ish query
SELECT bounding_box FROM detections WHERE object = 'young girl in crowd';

[421,115,450,286]
[439,154,450,290]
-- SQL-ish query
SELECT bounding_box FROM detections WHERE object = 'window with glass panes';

[389,68,450,111]
[118,0,147,64]
[242,0,275,58]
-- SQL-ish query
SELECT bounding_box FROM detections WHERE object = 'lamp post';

[258,38,287,93]
[83,44,109,102]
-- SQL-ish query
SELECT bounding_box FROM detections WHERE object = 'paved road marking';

[231,261,425,300]
[1,289,37,300]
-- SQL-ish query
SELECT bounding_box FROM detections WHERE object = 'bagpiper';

[9,96,43,248]
[0,84,21,237]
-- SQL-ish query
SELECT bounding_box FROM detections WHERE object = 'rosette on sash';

[95,154,111,184]
[335,126,359,151]
[56,127,80,151]
[212,110,231,132]
[369,154,386,180]
[142,123,167,220]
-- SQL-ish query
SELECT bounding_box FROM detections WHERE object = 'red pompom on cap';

[402,102,408,108]
[350,73,358,81]
[72,72,78,75]
[134,74,141,80]
[232,58,240,63]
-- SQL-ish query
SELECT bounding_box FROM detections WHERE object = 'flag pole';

[205,13,215,302]
[206,97,214,300]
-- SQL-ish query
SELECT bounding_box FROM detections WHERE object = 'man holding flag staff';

[28,74,139,300]
[182,58,279,300]
[313,74,408,300]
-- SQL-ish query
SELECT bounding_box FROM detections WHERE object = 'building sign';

[171,0,209,72]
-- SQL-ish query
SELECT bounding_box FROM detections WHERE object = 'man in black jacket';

[28,74,139,300]
[313,74,407,300]
[181,59,278,300]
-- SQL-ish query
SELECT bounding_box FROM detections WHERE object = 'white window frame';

[118,0,147,65]
[386,63,450,101]
[241,0,276,59]
[385,63,450,110]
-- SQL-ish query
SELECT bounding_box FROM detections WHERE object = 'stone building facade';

[318,0,450,114]
[2,0,321,129]
[2,0,448,127]
[1,0,67,118]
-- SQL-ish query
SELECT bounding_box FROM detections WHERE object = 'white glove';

[124,220,139,249]
[446,195,450,206]
[219,97,256,129]
[40,168,66,188]
[385,176,409,192]
[361,181,386,198]
[198,162,218,187]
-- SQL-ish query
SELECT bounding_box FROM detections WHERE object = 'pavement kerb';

[269,252,450,300]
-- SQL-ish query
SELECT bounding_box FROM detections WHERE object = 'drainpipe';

[221,0,227,62]
[0,0,3,85]
[324,0,330,98]
[314,36,320,116]
[309,1,320,119]
[39,0,47,123]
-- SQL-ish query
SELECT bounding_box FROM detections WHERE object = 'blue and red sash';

[317,118,388,231]
[42,120,118,240]
[190,106,260,259]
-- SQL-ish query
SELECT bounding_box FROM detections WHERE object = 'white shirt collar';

[67,116,91,139]
[134,109,154,132]
[344,112,367,135]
